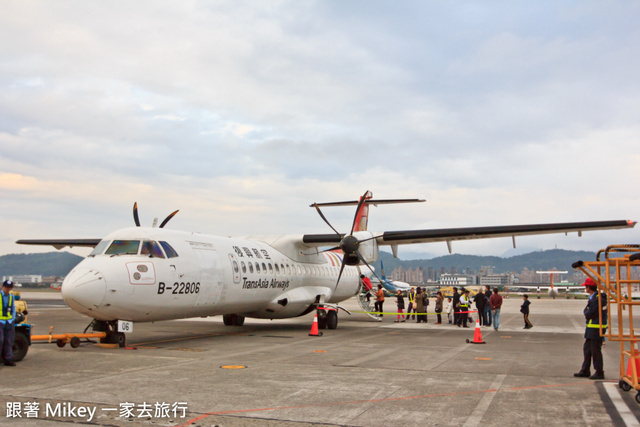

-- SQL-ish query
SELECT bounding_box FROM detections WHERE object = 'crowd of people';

[365,282,506,331]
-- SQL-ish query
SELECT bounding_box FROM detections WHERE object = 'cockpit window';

[159,241,179,258]
[89,240,110,257]
[105,240,140,255]
[141,241,165,258]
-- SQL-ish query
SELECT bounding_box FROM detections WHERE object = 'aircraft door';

[193,248,224,306]
[228,254,241,284]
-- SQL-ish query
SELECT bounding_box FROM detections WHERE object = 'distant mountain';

[0,252,84,278]
[373,249,597,275]
[0,249,598,281]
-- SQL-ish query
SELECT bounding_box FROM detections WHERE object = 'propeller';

[313,191,383,288]
[132,202,179,229]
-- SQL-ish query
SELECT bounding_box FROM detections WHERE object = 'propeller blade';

[335,258,347,287]
[313,203,341,235]
[159,210,179,228]
[350,190,370,235]
[133,202,141,227]
[356,251,384,283]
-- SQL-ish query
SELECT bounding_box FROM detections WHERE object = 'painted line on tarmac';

[177,380,589,427]
[463,374,507,427]
[602,381,639,426]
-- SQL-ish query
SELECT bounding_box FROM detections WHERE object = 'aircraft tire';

[223,314,234,326]
[56,339,66,348]
[326,310,338,329]
[234,315,245,326]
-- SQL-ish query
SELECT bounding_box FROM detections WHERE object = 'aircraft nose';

[61,268,107,314]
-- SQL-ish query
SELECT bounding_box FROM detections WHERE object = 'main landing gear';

[222,314,245,326]
[317,308,338,330]
[90,320,127,347]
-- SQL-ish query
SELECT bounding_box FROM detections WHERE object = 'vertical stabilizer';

[353,191,373,232]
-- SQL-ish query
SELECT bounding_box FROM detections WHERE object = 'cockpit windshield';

[89,240,110,257]
[89,239,179,258]
[141,241,165,258]
[105,240,141,255]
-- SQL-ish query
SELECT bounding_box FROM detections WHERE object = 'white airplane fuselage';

[61,227,360,322]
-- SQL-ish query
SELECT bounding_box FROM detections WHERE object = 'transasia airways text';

[242,278,290,290]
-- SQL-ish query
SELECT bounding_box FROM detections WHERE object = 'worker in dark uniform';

[574,278,608,380]
[0,280,16,367]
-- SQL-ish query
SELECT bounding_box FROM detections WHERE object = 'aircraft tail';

[354,191,373,231]
[310,192,425,232]
[380,260,387,280]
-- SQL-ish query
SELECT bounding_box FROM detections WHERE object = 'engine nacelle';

[353,231,379,265]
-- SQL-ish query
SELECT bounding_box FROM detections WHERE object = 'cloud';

[1,1,639,257]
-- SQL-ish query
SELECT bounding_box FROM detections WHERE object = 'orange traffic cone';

[466,319,485,344]
[309,313,323,337]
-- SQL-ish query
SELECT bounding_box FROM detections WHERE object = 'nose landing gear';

[90,320,127,347]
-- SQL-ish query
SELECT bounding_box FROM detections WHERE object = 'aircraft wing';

[15,239,102,250]
[302,219,636,249]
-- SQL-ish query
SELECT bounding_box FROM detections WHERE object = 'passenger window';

[269,264,273,274]
[262,263,267,272]
[105,240,140,255]
[275,264,280,274]
[286,264,291,275]
[233,260,239,273]
[141,241,165,258]
[256,263,261,273]
[241,261,247,273]
[159,241,179,258]
[249,263,254,274]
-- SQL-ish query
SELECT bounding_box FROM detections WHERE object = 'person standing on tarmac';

[435,291,444,324]
[521,295,533,329]
[458,288,470,328]
[375,285,385,317]
[406,287,416,320]
[483,285,493,327]
[489,288,503,331]
[415,288,426,323]
[474,288,485,326]
[452,287,460,326]
[0,280,17,367]
[395,290,406,322]
[574,278,608,380]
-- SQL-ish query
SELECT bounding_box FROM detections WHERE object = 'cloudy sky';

[1,1,639,259]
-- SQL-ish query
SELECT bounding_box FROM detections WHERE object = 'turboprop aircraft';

[16,191,636,345]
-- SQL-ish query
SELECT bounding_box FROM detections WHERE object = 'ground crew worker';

[574,278,608,380]
[406,287,416,320]
[1,280,16,367]
[457,288,470,328]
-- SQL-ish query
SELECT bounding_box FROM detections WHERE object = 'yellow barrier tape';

[352,310,478,316]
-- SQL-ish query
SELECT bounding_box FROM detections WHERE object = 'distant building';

[439,274,475,286]
[479,274,511,287]
[2,275,42,285]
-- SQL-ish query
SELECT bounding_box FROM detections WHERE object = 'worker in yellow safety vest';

[457,288,470,328]
[1,280,17,366]
[574,278,608,380]
[406,288,416,320]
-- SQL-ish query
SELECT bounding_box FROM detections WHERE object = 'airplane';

[510,271,587,298]
[15,190,636,346]
[372,261,412,294]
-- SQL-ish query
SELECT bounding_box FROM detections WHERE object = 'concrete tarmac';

[3,292,640,426]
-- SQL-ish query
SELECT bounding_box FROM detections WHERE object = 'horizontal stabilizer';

[310,198,425,208]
